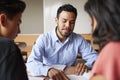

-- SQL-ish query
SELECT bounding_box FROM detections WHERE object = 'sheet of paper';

[28,71,91,80]
[67,71,91,80]
[29,76,44,80]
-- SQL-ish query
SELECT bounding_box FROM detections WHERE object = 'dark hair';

[84,0,120,49]
[0,0,26,20]
[56,4,77,18]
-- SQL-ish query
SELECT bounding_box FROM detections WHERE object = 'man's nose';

[66,21,70,27]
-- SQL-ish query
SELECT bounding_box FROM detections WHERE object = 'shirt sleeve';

[78,38,98,68]
[26,45,67,76]
[26,35,55,76]
[26,37,49,76]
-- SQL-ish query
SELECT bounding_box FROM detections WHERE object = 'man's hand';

[75,62,88,75]
[64,62,89,75]
[48,68,70,80]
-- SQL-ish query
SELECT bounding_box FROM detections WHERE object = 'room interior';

[15,0,99,62]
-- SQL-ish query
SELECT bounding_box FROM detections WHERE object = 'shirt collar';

[51,27,59,42]
[51,27,73,42]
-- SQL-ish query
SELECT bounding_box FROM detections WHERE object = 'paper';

[28,71,91,80]
[67,71,91,80]
[29,76,44,80]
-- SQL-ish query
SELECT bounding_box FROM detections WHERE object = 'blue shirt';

[26,29,98,76]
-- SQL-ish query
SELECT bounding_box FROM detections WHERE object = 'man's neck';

[56,28,66,43]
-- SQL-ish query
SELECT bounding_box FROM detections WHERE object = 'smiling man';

[26,4,98,80]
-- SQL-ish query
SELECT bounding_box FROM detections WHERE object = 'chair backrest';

[80,34,99,51]
[14,34,40,57]
[80,34,93,45]
[16,42,27,47]
[14,34,39,46]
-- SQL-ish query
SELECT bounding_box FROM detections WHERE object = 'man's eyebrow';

[61,18,67,20]
[61,17,76,21]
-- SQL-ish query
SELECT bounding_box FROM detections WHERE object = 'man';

[26,4,98,80]
[0,0,28,80]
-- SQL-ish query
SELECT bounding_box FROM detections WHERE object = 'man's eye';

[62,20,66,23]
[70,21,75,24]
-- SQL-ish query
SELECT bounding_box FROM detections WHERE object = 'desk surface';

[19,45,32,52]
[28,71,91,80]
[92,44,99,51]
[18,45,33,57]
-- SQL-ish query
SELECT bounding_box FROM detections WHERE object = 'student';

[84,0,120,80]
[26,4,98,80]
[0,0,28,80]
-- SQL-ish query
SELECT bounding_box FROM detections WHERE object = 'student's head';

[84,0,120,48]
[55,4,77,39]
[0,0,26,39]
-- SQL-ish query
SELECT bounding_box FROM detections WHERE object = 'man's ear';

[55,17,58,24]
[0,14,7,27]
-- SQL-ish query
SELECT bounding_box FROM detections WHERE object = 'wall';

[21,0,44,34]
[44,0,91,34]
[20,0,91,34]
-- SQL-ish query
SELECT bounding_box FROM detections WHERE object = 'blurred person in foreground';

[0,0,28,80]
[85,0,120,80]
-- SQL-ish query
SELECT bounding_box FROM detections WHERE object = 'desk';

[19,45,32,52]
[92,44,99,51]
[28,71,91,80]
[19,45,33,57]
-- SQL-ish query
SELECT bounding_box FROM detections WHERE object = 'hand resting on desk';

[48,68,70,80]
[64,62,89,75]
[47,62,89,80]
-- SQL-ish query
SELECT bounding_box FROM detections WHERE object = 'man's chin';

[63,33,70,37]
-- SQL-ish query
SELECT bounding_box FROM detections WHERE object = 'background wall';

[21,0,91,34]
[21,0,43,34]
[44,0,91,34]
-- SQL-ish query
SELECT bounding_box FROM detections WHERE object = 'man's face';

[56,11,76,38]
[0,13,22,39]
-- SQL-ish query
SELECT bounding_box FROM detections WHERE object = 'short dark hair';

[84,0,120,48]
[0,0,26,19]
[56,4,77,18]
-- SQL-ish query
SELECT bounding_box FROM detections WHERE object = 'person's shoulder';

[0,37,18,55]
[103,41,120,50]
[71,32,78,36]
[39,30,53,39]
[109,41,120,47]
[0,37,14,45]
[71,32,84,39]
[101,41,120,57]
